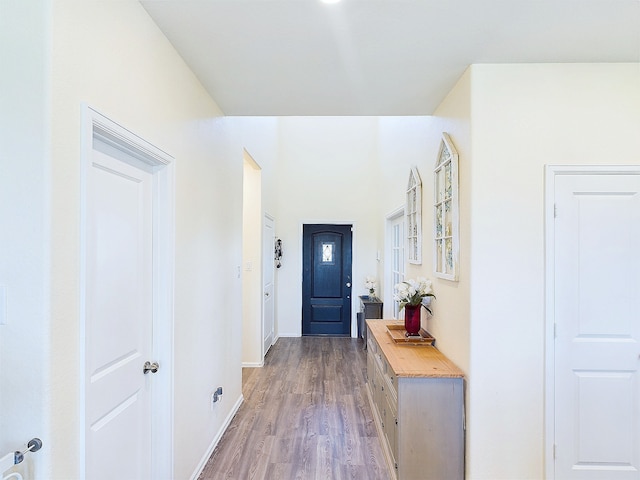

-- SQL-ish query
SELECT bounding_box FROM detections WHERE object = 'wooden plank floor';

[198,336,391,480]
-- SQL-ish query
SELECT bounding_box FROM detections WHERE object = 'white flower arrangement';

[393,277,435,314]
[364,276,377,296]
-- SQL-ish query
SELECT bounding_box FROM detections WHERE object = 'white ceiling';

[141,0,640,116]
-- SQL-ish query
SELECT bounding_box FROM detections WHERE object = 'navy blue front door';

[302,224,352,336]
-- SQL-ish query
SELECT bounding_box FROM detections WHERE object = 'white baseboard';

[190,394,244,480]
[242,361,264,368]
[274,333,301,340]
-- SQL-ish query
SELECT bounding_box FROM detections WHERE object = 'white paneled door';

[85,148,154,480]
[386,209,405,319]
[553,171,640,479]
[263,215,275,357]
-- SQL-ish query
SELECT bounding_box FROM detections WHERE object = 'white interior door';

[385,208,405,318]
[263,215,275,356]
[85,147,155,480]
[553,171,640,479]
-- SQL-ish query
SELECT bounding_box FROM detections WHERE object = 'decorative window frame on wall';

[406,166,422,264]
[433,133,459,281]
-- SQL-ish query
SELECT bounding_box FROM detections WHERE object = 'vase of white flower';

[364,276,377,299]
[393,277,435,336]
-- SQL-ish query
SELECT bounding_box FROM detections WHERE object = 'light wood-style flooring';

[198,336,391,480]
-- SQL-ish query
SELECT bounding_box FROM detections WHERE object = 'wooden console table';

[366,319,465,479]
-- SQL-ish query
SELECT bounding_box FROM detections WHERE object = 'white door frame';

[80,105,175,479]
[384,206,405,319]
[544,164,640,479]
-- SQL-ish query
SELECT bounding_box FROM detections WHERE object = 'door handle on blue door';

[346,283,351,287]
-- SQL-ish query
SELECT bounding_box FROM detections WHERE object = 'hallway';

[198,337,390,479]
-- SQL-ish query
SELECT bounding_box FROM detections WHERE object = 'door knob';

[143,361,159,374]
[346,282,351,287]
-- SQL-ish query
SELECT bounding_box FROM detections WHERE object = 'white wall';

[274,117,381,337]
[376,114,435,298]
[0,0,50,477]
[467,63,640,479]
[229,117,281,218]
[270,111,473,353]
[374,64,640,479]
[49,1,244,478]
[376,72,473,472]
[428,69,472,376]
[376,69,472,373]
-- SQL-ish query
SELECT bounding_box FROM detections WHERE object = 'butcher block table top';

[367,319,465,379]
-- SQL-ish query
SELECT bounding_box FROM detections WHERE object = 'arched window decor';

[406,166,422,264]
[433,133,459,281]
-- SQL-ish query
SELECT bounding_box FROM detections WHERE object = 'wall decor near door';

[302,224,353,336]
[274,237,283,268]
[433,133,459,281]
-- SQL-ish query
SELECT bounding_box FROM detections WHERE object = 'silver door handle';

[346,282,351,287]
[143,361,159,374]
[265,292,270,297]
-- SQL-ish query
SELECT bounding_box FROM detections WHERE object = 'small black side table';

[358,295,383,342]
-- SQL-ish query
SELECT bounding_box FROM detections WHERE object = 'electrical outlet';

[211,386,223,407]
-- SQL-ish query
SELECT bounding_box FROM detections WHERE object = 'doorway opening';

[241,151,264,366]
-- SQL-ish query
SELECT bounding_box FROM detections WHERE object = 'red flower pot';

[404,304,421,335]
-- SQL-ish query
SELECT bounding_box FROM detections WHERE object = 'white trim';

[545,165,640,176]
[190,394,244,480]
[544,164,640,480]
[275,333,301,339]
[544,165,557,480]
[241,361,265,368]
[91,119,171,168]
[80,105,175,479]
